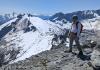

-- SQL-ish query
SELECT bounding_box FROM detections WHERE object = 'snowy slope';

[55,16,100,30]
[81,16,100,30]
[0,15,66,63]
[0,18,17,31]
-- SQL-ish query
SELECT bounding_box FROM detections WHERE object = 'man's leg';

[69,36,74,52]
[75,37,83,55]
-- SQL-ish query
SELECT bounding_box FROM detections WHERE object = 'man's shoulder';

[76,21,81,25]
[77,21,81,24]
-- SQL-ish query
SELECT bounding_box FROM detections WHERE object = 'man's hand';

[68,32,70,38]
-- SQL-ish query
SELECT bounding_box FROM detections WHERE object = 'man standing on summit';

[68,15,83,56]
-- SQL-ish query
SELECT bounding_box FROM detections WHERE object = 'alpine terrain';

[0,9,100,70]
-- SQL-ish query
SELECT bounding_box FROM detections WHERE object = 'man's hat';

[72,15,78,20]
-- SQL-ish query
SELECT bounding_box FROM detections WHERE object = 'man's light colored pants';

[69,32,82,52]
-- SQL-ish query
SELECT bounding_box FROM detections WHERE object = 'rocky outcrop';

[51,29,69,50]
[0,46,94,70]
[0,47,20,67]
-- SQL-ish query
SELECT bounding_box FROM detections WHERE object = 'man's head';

[72,15,78,23]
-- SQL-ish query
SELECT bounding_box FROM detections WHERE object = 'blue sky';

[0,0,100,15]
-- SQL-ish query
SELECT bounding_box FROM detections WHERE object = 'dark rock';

[31,26,37,32]
[17,14,23,19]
[0,25,12,39]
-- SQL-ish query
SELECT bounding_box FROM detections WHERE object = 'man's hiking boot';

[64,49,72,53]
[78,51,83,56]
[77,51,86,60]
[68,49,72,52]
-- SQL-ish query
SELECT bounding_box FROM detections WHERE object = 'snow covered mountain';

[80,16,100,30]
[0,14,12,25]
[0,14,68,64]
[50,9,100,23]
[34,14,51,20]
